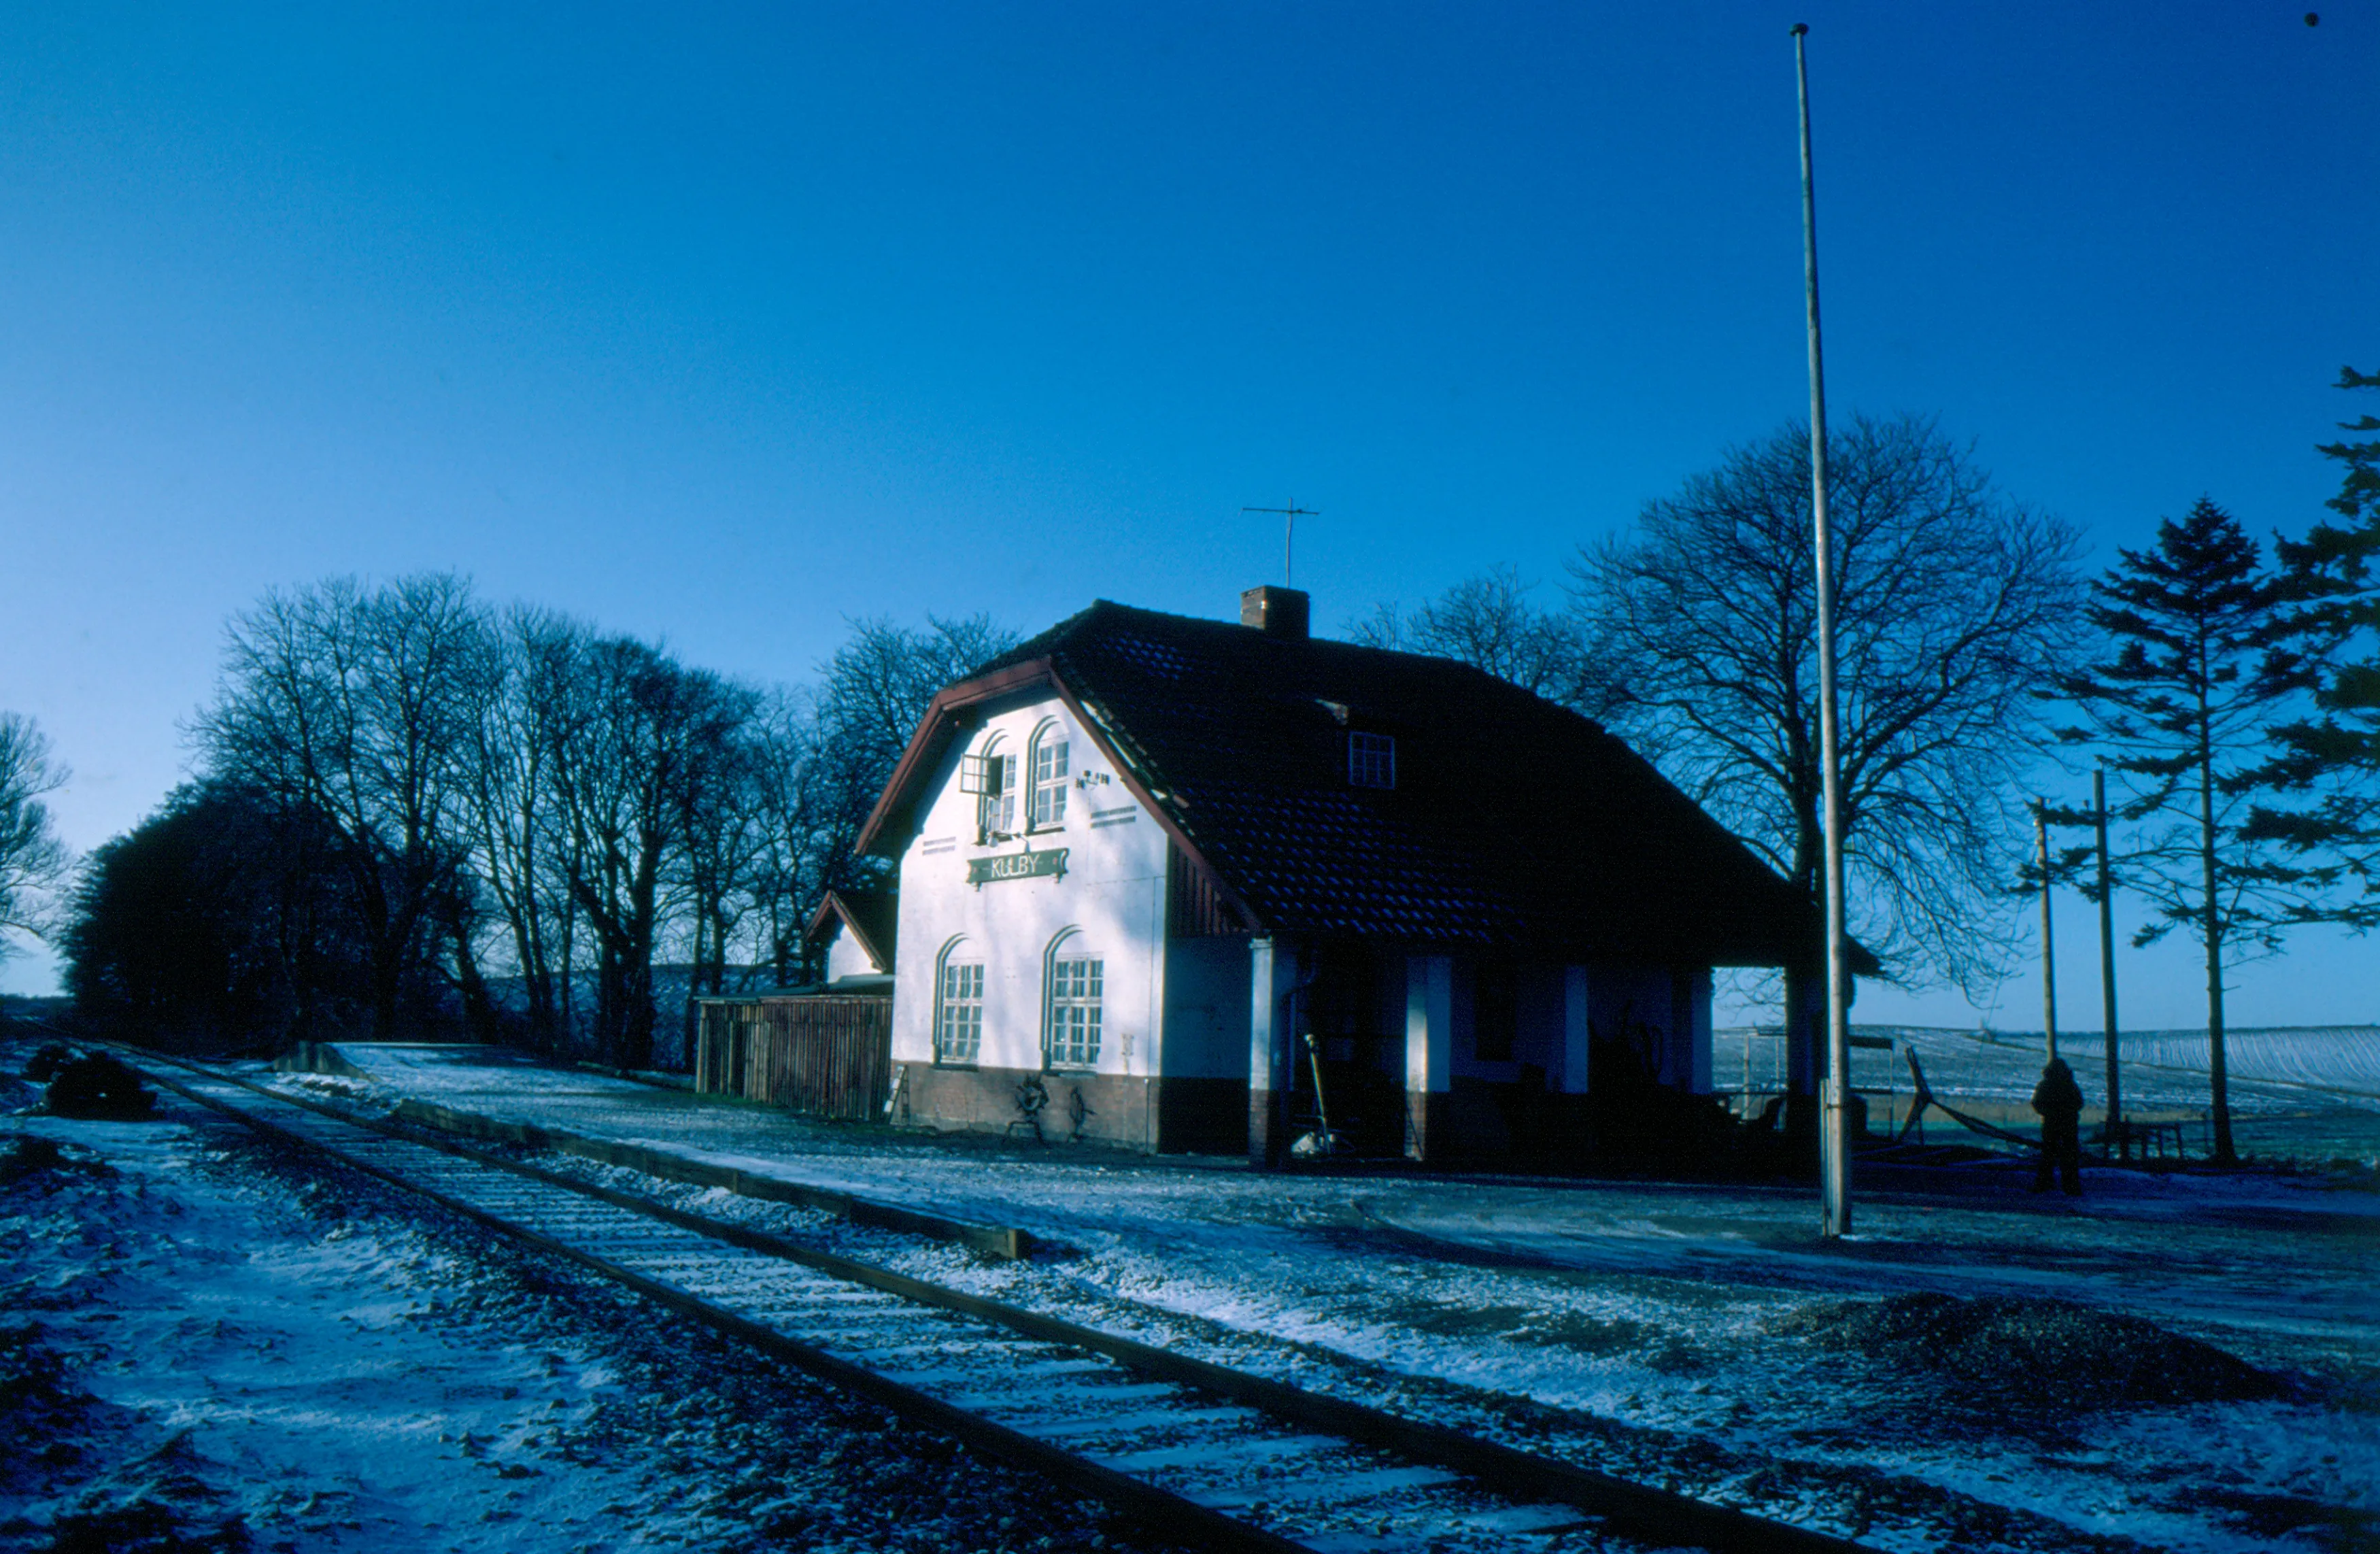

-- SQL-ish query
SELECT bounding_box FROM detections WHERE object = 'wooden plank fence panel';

[697,996,891,1121]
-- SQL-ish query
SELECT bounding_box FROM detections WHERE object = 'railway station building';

[844,586,1851,1165]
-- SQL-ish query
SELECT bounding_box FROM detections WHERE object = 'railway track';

[116,1051,1873,1554]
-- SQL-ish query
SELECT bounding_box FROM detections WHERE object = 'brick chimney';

[1240,585,1310,640]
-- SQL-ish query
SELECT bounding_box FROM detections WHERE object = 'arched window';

[1028,720,1070,830]
[1043,930,1103,1069]
[935,939,985,1065]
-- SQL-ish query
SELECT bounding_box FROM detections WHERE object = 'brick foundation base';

[895,1065,1246,1155]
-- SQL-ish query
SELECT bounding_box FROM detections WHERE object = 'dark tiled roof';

[904,601,1854,969]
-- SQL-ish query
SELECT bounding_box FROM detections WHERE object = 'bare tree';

[1572,413,2086,997]
[543,634,759,1068]
[674,684,770,1058]
[0,711,72,959]
[745,688,823,985]
[196,575,484,1039]
[808,614,1018,896]
[1350,567,1616,713]
[452,605,587,1051]
[120,581,1008,1057]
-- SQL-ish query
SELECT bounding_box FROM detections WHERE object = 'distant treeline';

[64,574,1015,1066]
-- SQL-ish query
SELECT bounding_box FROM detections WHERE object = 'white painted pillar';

[1557,964,1592,1094]
[1405,954,1453,1160]
[1247,936,1297,1164]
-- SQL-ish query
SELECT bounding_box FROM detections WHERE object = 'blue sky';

[3,2,2375,1027]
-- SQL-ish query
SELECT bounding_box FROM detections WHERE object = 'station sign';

[967,848,1069,886]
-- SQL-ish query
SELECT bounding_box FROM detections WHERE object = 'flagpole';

[2038,798,2059,1062]
[2095,765,2123,1150]
[1794,22,1854,1239]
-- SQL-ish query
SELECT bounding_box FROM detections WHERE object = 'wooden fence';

[696,995,893,1121]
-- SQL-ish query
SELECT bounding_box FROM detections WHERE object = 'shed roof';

[859,600,1868,972]
[806,885,898,973]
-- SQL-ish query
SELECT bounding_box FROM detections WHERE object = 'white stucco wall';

[891,692,1173,1077]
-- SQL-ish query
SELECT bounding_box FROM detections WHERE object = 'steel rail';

[125,1055,1312,1554]
[116,1048,1874,1554]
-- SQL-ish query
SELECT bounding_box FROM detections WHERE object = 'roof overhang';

[851,658,1055,856]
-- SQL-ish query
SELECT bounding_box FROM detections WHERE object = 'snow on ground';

[2111,1028,2380,1102]
[0,1045,1178,1554]
[256,1042,2380,1554]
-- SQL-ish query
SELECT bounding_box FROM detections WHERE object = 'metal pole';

[2095,765,2122,1149]
[1795,22,1854,1240]
[1242,504,1316,589]
[2037,799,2058,1064]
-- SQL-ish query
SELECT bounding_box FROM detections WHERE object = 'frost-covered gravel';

[262,1042,2380,1554]
[0,1051,1183,1554]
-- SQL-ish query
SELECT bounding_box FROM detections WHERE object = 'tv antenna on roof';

[1242,502,1319,587]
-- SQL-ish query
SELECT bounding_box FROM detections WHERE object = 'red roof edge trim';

[851,658,1057,856]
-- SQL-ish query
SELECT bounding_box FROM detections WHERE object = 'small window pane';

[1032,736,1070,827]
[1047,955,1102,1068]
[938,960,983,1063]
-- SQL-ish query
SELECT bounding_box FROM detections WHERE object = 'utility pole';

[1794,21,1854,1240]
[2095,765,2122,1151]
[1242,503,1319,588]
[2037,798,2058,1064]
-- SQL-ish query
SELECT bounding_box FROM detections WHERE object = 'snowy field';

[1712,1025,2380,1166]
[1716,1024,2380,1110]
[177,1040,2380,1553]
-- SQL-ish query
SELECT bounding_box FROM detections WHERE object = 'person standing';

[2031,1056,2085,1195]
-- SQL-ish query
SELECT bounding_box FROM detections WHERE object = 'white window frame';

[936,945,985,1066]
[1028,721,1070,831]
[1043,933,1103,1070]
[973,741,1016,843]
[1348,730,1396,790]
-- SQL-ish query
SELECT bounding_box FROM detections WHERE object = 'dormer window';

[1029,723,1070,829]
[1348,730,1396,790]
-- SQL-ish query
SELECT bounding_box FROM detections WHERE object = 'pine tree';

[2056,499,2326,1164]
[2256,368,2380,927]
